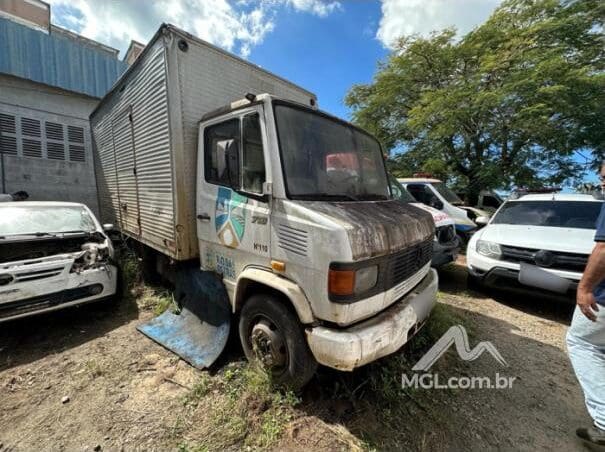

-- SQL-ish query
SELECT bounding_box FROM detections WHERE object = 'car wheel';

[239,294,317,390]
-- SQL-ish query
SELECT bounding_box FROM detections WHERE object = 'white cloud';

[285,0,341,17]
[376,0,502,48]
[47,0,340,58]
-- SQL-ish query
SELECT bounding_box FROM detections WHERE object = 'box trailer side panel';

[92,38,175,257]
[92,24,316,261]
[168,27,316,260]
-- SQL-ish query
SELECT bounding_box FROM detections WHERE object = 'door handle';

[197,213,211,221]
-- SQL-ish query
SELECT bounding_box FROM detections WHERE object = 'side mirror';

[102,223,114,231]
[475,216,489,226]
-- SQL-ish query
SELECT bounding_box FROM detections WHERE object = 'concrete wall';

[0,74,101,214]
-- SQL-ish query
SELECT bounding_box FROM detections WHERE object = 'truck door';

[197,107,271,288]
[111,106,141,235]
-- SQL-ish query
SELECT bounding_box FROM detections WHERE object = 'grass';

[113,244,476,450]
[114,246,175,315]
[312,301,474,450]
[84,359,104,379]
[177,363,301,450]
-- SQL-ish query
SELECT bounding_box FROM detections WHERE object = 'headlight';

[328,265,378,297]
[354,265,378,294]
[476,240,502,259]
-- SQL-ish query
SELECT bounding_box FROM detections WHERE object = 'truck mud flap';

[137,267,230,369]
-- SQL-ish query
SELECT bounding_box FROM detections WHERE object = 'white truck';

[91,24,438,388]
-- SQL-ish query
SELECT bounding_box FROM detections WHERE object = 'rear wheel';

[239,294,317,390]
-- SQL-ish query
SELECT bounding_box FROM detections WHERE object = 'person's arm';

[577,242,605,321]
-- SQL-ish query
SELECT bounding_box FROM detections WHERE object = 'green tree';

[346,0,605,204]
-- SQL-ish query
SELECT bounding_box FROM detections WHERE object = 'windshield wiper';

[6,232,58,238]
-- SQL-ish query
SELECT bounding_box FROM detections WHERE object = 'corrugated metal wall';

[92,40,174,255]
[0,17,127,98]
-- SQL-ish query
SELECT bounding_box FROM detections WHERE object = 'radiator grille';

[501,245,588,272]
[386,238,433,289]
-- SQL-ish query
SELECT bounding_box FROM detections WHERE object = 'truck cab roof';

[200,93,318,123]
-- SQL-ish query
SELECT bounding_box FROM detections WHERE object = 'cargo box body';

[91,24,316,261]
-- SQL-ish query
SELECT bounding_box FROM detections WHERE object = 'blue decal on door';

[215,187,248,248]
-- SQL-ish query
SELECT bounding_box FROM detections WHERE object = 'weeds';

[179,364,300,449]
[84,359,104,379]
[114,246,176,315]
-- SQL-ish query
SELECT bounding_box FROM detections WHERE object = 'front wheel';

[239,294,317,390]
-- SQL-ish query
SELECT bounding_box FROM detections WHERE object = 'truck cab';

[196,94,438,386]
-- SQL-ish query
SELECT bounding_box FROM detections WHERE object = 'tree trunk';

[465,186,480,207]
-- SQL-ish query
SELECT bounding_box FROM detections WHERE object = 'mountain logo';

[215,187,248,248]
[412,325,507,371]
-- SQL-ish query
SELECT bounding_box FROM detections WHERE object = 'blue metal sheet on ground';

[137,267,231,369]
[137,308,229,369]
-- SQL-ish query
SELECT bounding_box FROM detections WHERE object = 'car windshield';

[274,103,390,201]
[0,205,97,236]
[389,175,416,203]
[491,201,603,229]
[431,182,463,205]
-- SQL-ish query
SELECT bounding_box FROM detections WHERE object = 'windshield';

[492,201,603,229]
[0,205,97,236]
[431,182,463,205]
[274,104,390,201]
[389,175,416,203]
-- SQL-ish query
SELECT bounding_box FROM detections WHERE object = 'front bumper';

[0,254,118,322]
[469,266,579,294]
[306,268,438,371]
[431,238,459,267]
[467,250,581,295]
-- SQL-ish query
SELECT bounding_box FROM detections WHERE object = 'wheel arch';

[234,268,315,324]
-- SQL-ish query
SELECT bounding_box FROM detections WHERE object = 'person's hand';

[577,286,599,321]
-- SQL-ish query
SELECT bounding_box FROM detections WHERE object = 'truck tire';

[239,294,317,390]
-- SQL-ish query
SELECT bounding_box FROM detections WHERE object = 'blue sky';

[48,0,501,120]
[248,2,386,119]
[47,0,597,185]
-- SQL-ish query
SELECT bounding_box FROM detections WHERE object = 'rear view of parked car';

[0,202,118,321]
[467,193,603,294]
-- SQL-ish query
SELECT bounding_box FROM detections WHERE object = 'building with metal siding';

[0,1,128,214]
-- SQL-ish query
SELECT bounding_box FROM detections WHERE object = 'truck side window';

[241,113,265,194]
[204,119,240,188]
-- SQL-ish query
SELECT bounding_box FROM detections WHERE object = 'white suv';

[467,193,603,293]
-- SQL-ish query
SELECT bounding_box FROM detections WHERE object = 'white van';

[398,178,488,243]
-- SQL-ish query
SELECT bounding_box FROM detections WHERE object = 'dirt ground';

[0,259,597,451]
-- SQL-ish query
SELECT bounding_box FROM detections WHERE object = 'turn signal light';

[328,269,355,296]
[271,260,286,272]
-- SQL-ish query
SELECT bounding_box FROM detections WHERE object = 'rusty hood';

[299,200,434,260]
